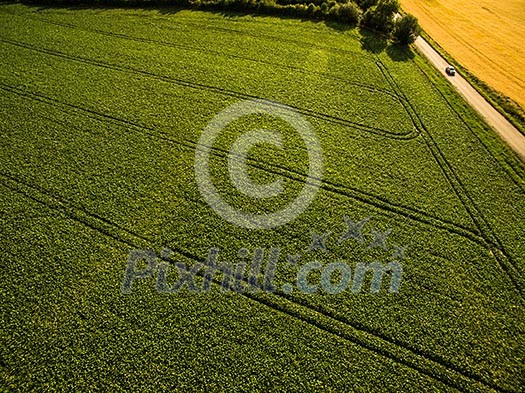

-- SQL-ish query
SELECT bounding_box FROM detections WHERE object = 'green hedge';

[19,0,420,44]
[20,0,362,24]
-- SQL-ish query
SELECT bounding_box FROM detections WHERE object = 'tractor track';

[372,53,525,300]
[0,7,400,101]
[0,81,486,248]
[0,8,521,389]
[0,36,420,140]
[0,172,515,393]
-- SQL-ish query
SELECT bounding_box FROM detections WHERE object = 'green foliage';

[17,0,413,38]
[355,0,376,10]
[335,1,360,23]
[21,0,362,25]
[362,0,399,33]
[393,13,420,45]
[0,3,524,392]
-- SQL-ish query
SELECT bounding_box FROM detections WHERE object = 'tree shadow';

[15,0,361,31]
[13,0,416,63]
[358,26,416,62]
[323,19,358,33]
[386,43,415,62]
[17,0,186,15]
[359,26,388,54]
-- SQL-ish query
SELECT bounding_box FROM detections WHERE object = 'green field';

[0,3,524,392]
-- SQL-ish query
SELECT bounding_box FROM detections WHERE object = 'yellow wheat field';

[400,0,525,109]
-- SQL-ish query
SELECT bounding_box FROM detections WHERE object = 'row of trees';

[189,0,420,44]
[22,0,420,44]
[163,0,364,25]
[357,0,420,44]
[193,0,421,44]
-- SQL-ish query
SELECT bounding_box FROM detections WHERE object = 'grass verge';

[419,30,525,137]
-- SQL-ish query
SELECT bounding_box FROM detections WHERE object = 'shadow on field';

[359,27,388,54]
[20,1,360,35]
[323,19,355,33]
[16,0,359,29]
[359,26,415,62]
[386,44,415,62]
[13,0,414,62]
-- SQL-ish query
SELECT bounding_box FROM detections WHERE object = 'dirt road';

[414,37,525,161]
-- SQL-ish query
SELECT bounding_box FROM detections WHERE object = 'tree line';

[22,0,421,44]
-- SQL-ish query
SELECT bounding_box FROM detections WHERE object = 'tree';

[336,2,361,24]
[362,0,399,33]
[355,0,377,11]
[393,14,421,45]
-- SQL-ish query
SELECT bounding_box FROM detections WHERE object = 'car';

[446,65,456,76]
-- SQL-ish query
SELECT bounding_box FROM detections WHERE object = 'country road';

[414,37,525,161]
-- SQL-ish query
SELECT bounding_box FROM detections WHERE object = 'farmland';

[400,0,525,110]
[1,3,524,392]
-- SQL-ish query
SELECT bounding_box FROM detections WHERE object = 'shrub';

[292,3,309,16]
[336,2,360,24]
[393,13,421,45]
[306,2,321,17]
[320,1,329,15]
[24,0,363,26]
[355,0,376,10]
[362,0,399,33]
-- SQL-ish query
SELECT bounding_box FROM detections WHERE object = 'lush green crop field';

[0,3,524,392]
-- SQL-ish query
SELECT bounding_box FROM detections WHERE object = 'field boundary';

[417,30,525,137]
[0,36,421,140]
[0,171,517,393]
[379,55,525,301]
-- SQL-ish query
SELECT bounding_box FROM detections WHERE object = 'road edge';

[412,36,525,163]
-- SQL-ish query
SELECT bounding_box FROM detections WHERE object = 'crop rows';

[1,79,521,390]
[1,4,523,392]
[0,171,511,393]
